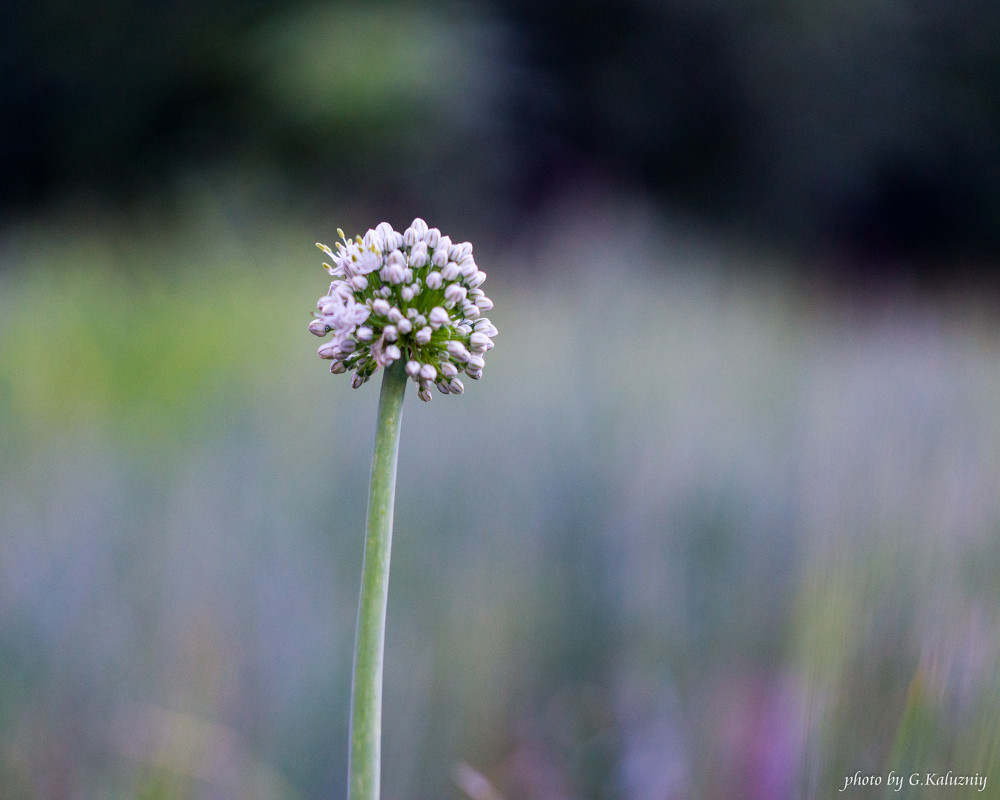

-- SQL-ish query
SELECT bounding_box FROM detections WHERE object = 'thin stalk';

[349,358,407,800]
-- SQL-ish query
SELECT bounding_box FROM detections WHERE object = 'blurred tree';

[0,0,282,206]
[3,0,1000,278]
[498,0,1000,274]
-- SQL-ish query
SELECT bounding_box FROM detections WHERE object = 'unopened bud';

[429,307,449,328]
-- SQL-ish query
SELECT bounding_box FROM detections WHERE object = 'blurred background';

[2,1,1000,798]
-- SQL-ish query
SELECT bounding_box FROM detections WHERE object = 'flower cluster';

[309,219,497,401]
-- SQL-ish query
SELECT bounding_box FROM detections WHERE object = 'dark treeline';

[4,0,1000,281]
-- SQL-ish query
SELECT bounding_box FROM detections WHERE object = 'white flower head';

[310,219,497,400]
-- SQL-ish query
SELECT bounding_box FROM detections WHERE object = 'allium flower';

[310,219,497,401]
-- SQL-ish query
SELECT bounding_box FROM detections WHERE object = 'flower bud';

[429,306,450,329]
[450,241,473,261]
[446,340,470,362]
[444,284,467,306]
[382,262,406,284]
[410,218,429,239]
[385,230,403,250]
[318,341,338,359]
[458,257,478,278]
[408,242,429,268]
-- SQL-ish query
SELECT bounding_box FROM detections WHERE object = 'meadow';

[2,196,999,799]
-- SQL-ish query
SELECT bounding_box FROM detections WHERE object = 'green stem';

[349,359,407,800]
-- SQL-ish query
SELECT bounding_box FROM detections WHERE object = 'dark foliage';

[4,0,1000,277]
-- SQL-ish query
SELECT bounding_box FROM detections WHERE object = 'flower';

[310,219,497,401]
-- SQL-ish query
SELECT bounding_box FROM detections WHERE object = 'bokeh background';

[3,2,1000,798]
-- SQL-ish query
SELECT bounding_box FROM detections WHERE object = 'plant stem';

[349,358,407,800]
